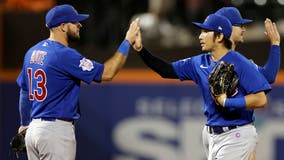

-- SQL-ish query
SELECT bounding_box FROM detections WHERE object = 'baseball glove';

[10,128,27,153]
[208,61,239,98]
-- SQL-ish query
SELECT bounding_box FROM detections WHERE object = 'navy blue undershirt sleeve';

[138,47,178,79]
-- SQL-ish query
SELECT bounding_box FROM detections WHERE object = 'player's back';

[22,39,82,119]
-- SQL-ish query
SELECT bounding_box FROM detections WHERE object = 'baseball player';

[132,13,271,159]
[216,7,280,83]
[16,4,139,160]
[202,7,281,159]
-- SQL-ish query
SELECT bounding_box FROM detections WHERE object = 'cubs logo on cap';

[192,14,232,38]
[215,7,253,26]
[45,4,89,29]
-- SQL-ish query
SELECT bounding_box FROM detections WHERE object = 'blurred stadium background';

[0,0,284,160]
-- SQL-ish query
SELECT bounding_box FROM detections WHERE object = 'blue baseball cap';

[192,14,232,38]
[215,7,252,26]
[45,4,89,29]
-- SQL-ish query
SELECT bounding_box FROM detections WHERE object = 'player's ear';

[59,23,68,32]
[217,34,225,43]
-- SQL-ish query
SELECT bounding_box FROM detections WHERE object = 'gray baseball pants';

[202,124,257,160]
[25,119,76,160]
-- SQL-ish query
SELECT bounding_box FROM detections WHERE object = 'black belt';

[207,123,253,135]
[35,117,75,124]
[207,125,237,134]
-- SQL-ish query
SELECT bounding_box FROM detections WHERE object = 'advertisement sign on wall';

[1,83,284,160]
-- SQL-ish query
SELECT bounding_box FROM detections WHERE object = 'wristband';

[117,40,130,56]
[224,97,246,109]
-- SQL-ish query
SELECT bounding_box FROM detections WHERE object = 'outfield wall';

[1,82,284,160]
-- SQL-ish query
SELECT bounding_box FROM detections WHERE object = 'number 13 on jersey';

[27,68,47,102]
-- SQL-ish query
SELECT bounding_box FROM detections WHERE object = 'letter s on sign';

[113,117,177,160]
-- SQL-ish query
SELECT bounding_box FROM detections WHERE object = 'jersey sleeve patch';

[79,58,94,71]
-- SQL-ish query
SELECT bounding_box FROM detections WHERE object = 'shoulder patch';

[79,58,94,71]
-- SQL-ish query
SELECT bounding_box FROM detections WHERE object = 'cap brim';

[242,19,253,24]
[76,14,90,22]
[192,22,214,31]
[233,19,253,26]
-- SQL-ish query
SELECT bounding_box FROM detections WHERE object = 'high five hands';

[125,18,143,52]
[132,27,143,52]
[126,18,143,52]
[125,18,140,45]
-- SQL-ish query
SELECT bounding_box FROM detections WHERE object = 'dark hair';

[213,32,232,49]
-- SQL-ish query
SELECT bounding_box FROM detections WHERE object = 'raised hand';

[132,28,143,52]
[125,18,140,45]
[264,18,280,46]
